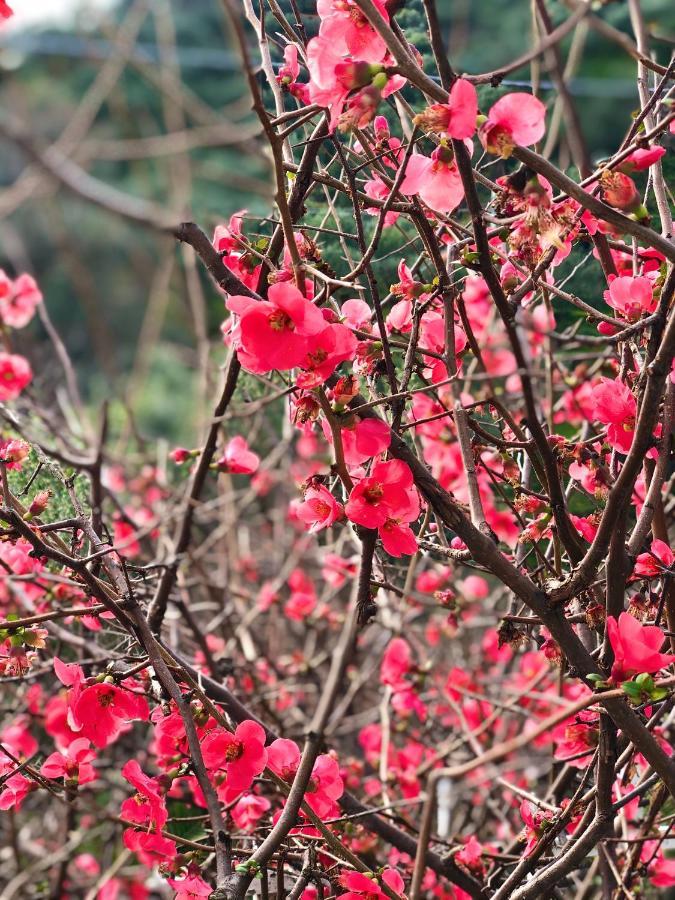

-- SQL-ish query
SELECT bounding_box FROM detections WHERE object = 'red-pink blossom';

[381,638,413,690]
[606,612,675,682]
[0,2,13,21]
[650,855,675,888]
[170,447,192,464]
[216,435,260,475]
[267,737,344,817]
[603,275,655,321]
[341,298,372,332]
[414,78,477,138]
[619,145,666,173]
[0,272,42,328]
[0,352,32,401]
[201,719,268,801]
[379,519,418,557]
[552,711,599,768]
[338,867,405,900]
[592,377,636,454]
[296,484,344,532]
[284,587,317,622]
[231,792,271,831]
[122,829,176,866]
[400,147,465,213]
[41,738,97,785]
[306,36,380,129]
[277,44,309,104]
[599,170,640,211]
[121,760,167,830]
[338,418,391,467]
[296,320,358,387]
[74,683,149,748]
[480,93,546,157]
[0,437,29,468]
[0,771,34,810]
[345,459,420,529]
[167,874,214,899]
[520,800,554,855]
[316,0,389,62]
[53,658,149,748]
[227,282,326,373]
[634,539,674,578]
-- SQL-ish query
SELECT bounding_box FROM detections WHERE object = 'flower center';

[268,309,294,332]
[225,740,244,762]
[363,483,384,504]
[98,689,116,708]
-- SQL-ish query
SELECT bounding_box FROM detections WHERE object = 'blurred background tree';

[0,0,672,442]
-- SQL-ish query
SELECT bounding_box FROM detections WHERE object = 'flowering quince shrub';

[1,2,675,900]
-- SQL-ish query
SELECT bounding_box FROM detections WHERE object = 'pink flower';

[0,353,32,401]
[592,377,636,454]
[606,612,675,682]
[277,44,309,104]
[213,212,262,292]
[296,321,358,387]
[296,484,344,532]
[0,437,29,468]
[634,539,674,578]
[341,298,372,332]
[0,771,33,810]
[339,418,391,467]
[307,36,379,129]
[603,276,655,321]
[400,147,465,213]
[599,170,640,212]
[170,447,192,464]
[0,272,42,328]
[480,93,547,157]
[414,78,478,138]
[231,793,271,831]
[386,299,412,334]
[216,435,260,475]
[121,760,167,830]
[552,711,599,768]
[267,738,343,817]
[167,874,213,900]
[316,0,389,62]
[455,835,485,876]
[0,2,13,21]
[122,829,176,866]
[73,854,100,877]
[322,552,357,588]
[381,638,413,690]
[53,658,149,748]
[520,800,553,855]
[379,519,418,557]
[227,282,326,373]
[309,753,344,816]
[345,459,420,529]
[391,260,428,301]
[619,145,666,173]
[338,84,384,132]
[338,867,405,900]
[284,588,317,622]
[201,720,268,801]
[73,683,149,748]
[650,856,675,888]
[41,738,97,786]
